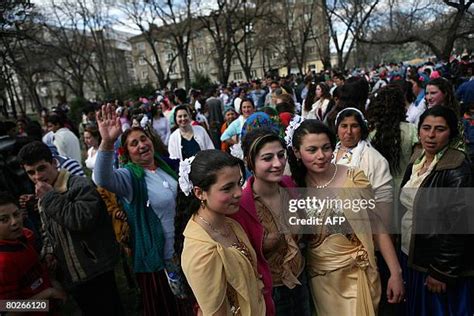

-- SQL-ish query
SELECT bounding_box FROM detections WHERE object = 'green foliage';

[122,83,157,100]
[103,84,157,101]
[191,71,215,92]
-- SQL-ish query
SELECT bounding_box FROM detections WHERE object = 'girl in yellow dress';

[286,119,404,316]
[176,149,266,316]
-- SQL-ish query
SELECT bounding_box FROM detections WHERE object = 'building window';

[150,55,156,65]
[137,42,145,51]
[167,53,173,61]
[198,62,204,70]
[232,58,238,65]
[234,72,243,80]
[197,47,204,55]
[307,46,316,53]
[271,51,279,59]
[141,71,148,80]
[250,70,257,78]
[139,56,146,65]
[170,65,177,74]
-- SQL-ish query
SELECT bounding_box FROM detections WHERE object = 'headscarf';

[241,112,283,140]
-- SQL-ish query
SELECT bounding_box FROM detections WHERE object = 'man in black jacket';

[18,141,123,315]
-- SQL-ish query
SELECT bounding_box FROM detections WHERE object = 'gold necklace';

[312,163,338,188]
[197,215,231,238]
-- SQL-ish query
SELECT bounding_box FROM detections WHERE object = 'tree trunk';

[181,56,191,91]
[5,77,16,118]
[0,94,8,118]
[337,51,344,71]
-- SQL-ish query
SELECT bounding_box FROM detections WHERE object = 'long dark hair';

[317,82,332,101]
[304,82,317,113]
[287,120,336,187]
[338,77,369,112]
[174,150,245,256]
[367,84,405,173]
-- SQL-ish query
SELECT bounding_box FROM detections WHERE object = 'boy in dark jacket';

[18,141,123,315]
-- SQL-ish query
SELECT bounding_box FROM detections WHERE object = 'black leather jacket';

[400,147,474,284]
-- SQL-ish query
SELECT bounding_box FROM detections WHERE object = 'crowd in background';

[0,53,473,316]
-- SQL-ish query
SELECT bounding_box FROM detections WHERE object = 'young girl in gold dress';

[176,150,266,315]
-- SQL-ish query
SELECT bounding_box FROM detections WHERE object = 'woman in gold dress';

[287,119,404,316]
[176,149,266,315]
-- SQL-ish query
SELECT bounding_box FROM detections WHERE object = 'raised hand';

[97,104,122,149]
[35,181,54,200]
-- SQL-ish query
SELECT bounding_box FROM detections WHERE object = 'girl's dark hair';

[304,82,317,113]
[338,77,369,112]
[262,106,278,117]
[151,104,164,118]
[173,105,191,125]
[367,84,406,173]
[174,149,245,256]
[240,97,255,112]
[275,102,294,114]
[25,121,43,141]
[335,108,369,141]
[274,94,295,114]
[418,105,459,141]
[46,114,64,127]
[174,88,187,104]
[391,79,416,104]
[408,74,425,89]
[120,126,168,163]
[287,120,336,187]
[242,128,285,172]
[426,78,460,117]
[84,126,102,145]
[317,82,332,100]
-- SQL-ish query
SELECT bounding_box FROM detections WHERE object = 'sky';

[31,0,141,35]
[30,0,220,36]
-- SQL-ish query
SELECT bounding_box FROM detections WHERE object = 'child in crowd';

[0,191,66,302]
[176,150,266,315]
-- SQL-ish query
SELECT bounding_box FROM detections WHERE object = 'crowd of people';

[0,55,473,316]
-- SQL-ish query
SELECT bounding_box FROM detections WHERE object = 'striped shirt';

[54,155,85,177]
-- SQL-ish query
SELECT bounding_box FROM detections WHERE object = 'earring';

[331,153,335,160]
[200,199,206,209]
